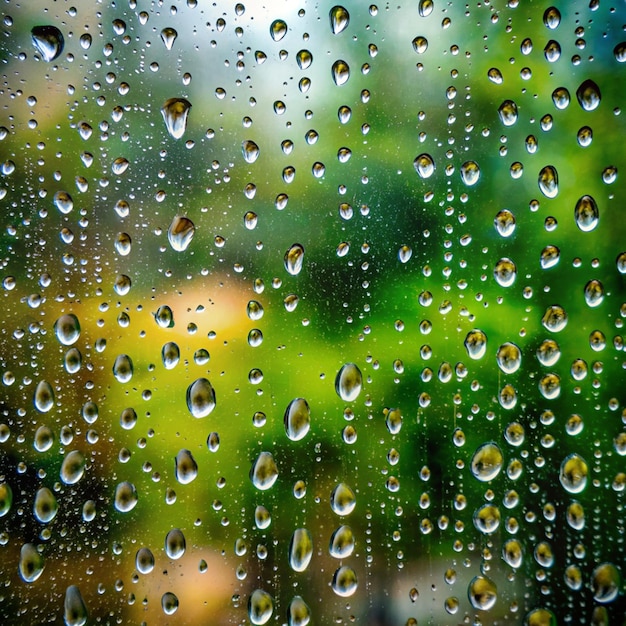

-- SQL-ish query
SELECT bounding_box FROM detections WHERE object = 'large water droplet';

[591,563,621,603]
[460,161,480,186]
[288,596,311,626]
[284,398,311,441]
[332,565,358,597]
[418,0,434,17]
[471,442,503,481]
[136,547,155,574]
[329,525,355,558]
[464,329,487,360]
[186,378,216,417]
[412,36,428,53]
[53,190,73,214]
[255,505,271,529]
[250,451,278,490]
[34,426,54,452]
[524,608,557,626]
[19,542,45,583]
[289,528,313,572]
[0,482,12,517]
[113,354,133,383]
[496,342,521,374]
[175,449,198,484]
[414,153,435,178]
[330,6,350,34]
[584,279,604,307]
[168,215,195,252]
[54,314,81,345]
[538,165,559,198]
[473,503,501,534]
[60,450,85,485]
[576,79,601,111]
[114,481,138,513]
[161,98,192,140]
[498,100,518,126]
[332,60,350,86]
[284,243,305,276]
[270,19,287,42]
[160,27,178,50]
[541,305,568,332]
[161,592,179,615]
[494,209,516,237]
[468,576,497,610]
[335,363,362,402]
[543,7,561,29]
[34,380,54,413]
[494,258,517,287]
[330,482,356,515]
[162,341,180,369]
[502,539,523,569]
[242,139,260,164]
[552,86,570,109]
[33,487,58,523]
[31,25,64,62]
[165,528,186,559]
[559,453,588,493]
[248,589,274,625]
[574,195,599,231]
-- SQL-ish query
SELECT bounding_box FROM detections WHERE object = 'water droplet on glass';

[175,449,198,484]
[111,157,129,176]
[496,342,521,374]
[249,589,274,625]
[161,98,192,140]
[494,258,517,287]
[468,576,497,610]
[414,153,435,178]
[471,442,503,481]
[288,596,311,626]
[53,190,73,214]
[34,380,54,413]
[250,451,278,490]
[538,165,559,198]
[64,585,88,626]
[488,67,503,84]
[31,25,64,62]
[584,279,604,307]
[332,60,350,86]
[539,373,560,399]
[460,160,480,186]
[60,450,85,485]
[332,565,358,597]
[136,547,155,574]
[498,100,518,126]
[255,505,271,529]
[19,543,45,583]
[330,482,356,515]
[541,304,568,332]
[543,7,561,29]
[289,528,313,572]
[335,362,362,402]
[186,378,216,418]
[552,86,570,109]
[591,563,621,603]
[162,341,180,369]
[284,243,305,276]
[412,36,428,54]
[113,354,133,383]
[160,27,178,50]
[242,139,260,164]
[284,398,311,441]
[33,487,58,523]
[165,528,186,559]
[540,245,560,269]
[329,524,355,558]
[544,39,561,62]
[114,481,138,513]
[574,195,599,231]
[161,592,179,615]
[464,329,487,360]
[503,539,523,568]
[576,79,601,111]
[473,503,501,534]
[34,426,54,452]
[398,245,412,263]
[168,215,195,252]
[494,209,516,237]
[54,314,81,345]
[330,6,350,34]
[418,0,434,17]
[296,49,313,70]
[0,482,12,517]
[559,453,588,493]
[270,19,287,42]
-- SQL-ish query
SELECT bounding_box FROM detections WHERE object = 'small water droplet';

[332,565,358,597]
[284,243,305,276]
[502,539,523,568]
[498,100,518,126]
[574,195,599,231]
[34,426,54,452]
[0,482,12,517]
[330,482,356,515]
[576,79,601,111]
[64,585,88,626]
[544,39,561,62]
[540,245,560,269]
[418,0,434,17]
[161,98,192,140]
[460,160,480,186]
[255,505,271,529]
[541,304,568,332]
[31,25,64,62]
[249,589,274,625]
[494,258,517,287]
[488,67,503,84]
[162,341,180,369]
[53,190,73,214]
[161,592,179,615]
[494,209,516,237]
[284,398,311,441]
[60,450,85,485]
[165,528,186,559]
[330,6,350,34]
[332,60,350,86]
[414,153,435,178]
[175,449,198,484]
[591,563,621,603]
[296,49,313,70]
[186,378,216,418]
[289,528,313,572]
[543,7,561,29]
[168,215,195,252]
[496,342,521,374]
[584,279,604,307]
[160,27,178,50]
[412,36,428,53]
[250,451,278,490]
[552,86,570,109]
[473,504,501,534]
[471,442,503,481]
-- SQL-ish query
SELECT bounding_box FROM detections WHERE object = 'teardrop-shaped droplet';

[468,576,497,610]
[332,60,350,86]
[31,25,64,62]
[33,486,58,523]
[54,313,81,345]
[288,596,311,626]
[543,6,561,29]
[160,27,178,50]
[460,160,480,186]
[270,19,287,42]
[161,98,192,140]
[574,195,599,232]
[552,86,570,109]
[464,329,487,360]
[418,0,434,17]
[175,449,198,484]
[559,453,588,494]
[242,139,260,164]
[63,347,81,373]
[113,354,133,383]
[250,451,278,490]
[496,342,521,374]
[329,6,350,34]
[34,426,54,452]
[60,450,85,485]
[136,547,155,574]
[296,49,313,70]
[249,589,274,625]
[412,36,428,53]
[591,563,620,604]
[576,79,601,111]
[167,215,195,252]
[541,304,568,332]
[488,67,503,84]
[584,279,604,307]
[255,505,271,529]
[494,209,516,237]
[165,528,186,559]
[19,542,45,583]
[53,190,73,214]
[330,482,356,516]
[335,363,362,402]
[494,258,517,287]
[471,442,503,482]
[161,592,179,615]
[162,341,180,369]
[332,565,358,597]
[498,100,518,126]
[114,481,138,513]
[329,525,355,558]
[64,586,88,626]
[284,398,311,441]
[289,528,313,572]
[155,305,175,328]
[538,165,559,198]
[414,153,435,178]
[284,243,305,276]
[34,380,54,413]
[186,378,216,418]
[502,539,523,569]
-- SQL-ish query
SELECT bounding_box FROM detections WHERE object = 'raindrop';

[335,362,362,402]
[165,528,186,559]
[288,596,311,626]
[31,25,64,62]
[155,305,174,328]
[496,343,521,374]
[498,100,518,126]
[160,27,178,50]
[468,576,497,611]
[614,42,626,62]
[577,126,593,147]
[552,87,570,109]
[473,504,501,534]
[524,608,557,625]
[559,453,588,493]
[502,539,523,568]
[574,195,599,231]
[284,243,305,276]
[113,354,133,383]
[168,216,195,252]
[53,190,73,214]
[460,161,480,186]
[289,528,313,572]
[242,140,260,164]
[418,0,434,17]
[329,525,355,558]
[536,339,560,366]
[19,543,45,583]
[471,442,503,481]
[161,592,179,615]
[111,157,129,176]
[329,6,350,35]
[494,258,517,287]
[386,408,403,434]
[541,305,568,332]
[255,505,271,529]
[0,482,12,517]
[120,407,137,430]
[464,329,487,360]
[33,487,58,523]
[544,40,561,62]
[332,60,350,86]
[543,7,561,29]
[330,482,356,515]
[591,563,621,603]
[249,589,274,625]
[250,451,278,490]
[412,36,428,53]
[270,20,287,42]
[332,565,358,597]
[34,380,54,413]
[488,67,503,84]
[284,398,311,441]
[584,279,604,307]
[34,426,54,452]
[414,153,435,178]
[175,449,198,484]
[398,245,412,263]
[64,585,88,626]
[494,209,516,237]
[296,49,313,70]
[186,378,216,418]
[54,313,80,345]
[538,165,559,198]
[540,245,560,269]
[60,450,85,485]
[162,342,180,369]
[114,481,138,513]
[539,373,560,399]
[161,98,192,140]
[136,547,155,574]
[576,79,601,111]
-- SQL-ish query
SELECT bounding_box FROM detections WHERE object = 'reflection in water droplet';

[538,165,559,198]
[113,354,133,383]
[242,139,260,164]
[60,450,85,485]
[161,592,179,615]
[460,161,480,186]
[494,209,516,237]
[54,314,81,345]
[418,0,434,17]
[471,443,503,481]
[524,607,556,626]
[414,153,435,178]
[330,482,356,515]
[329,524,355,558]
[249,589,274,625]
[186,378,216,417]
[496,342,521,374]
[468,576,497,610]
[584,279,604,307]
[498,100,518,126]
[544,39,561,62]
[412,36,428,53]
[591,563,621,603]
[0,482,12,517]
[540,245,560,269]
[162,342,180,369]
[335,362,362,402]
[541,305,568,332]
[250,451,278,490]
[270,19,287,42]
[31,25,64,62]
[289,528,313,572]
[165,528,186,559]
[34,380,54,413]
[543,7,561,29]
[160,27,178,50]
[64,585,88,626]
[494,258,517,287]
[576,79,601,111]
[168,215,195,252]
[332,565,358,597]
[464,329,487,360]
[33,487,58,523]
[559,454,588,493]
[255,505,271,529]
[574,195,599,231]
[53,190,73,214]
[473,504,501,534]
[34,425,54,452]
[114,481,138,513]
[330,6,350,34]
[284,243,305,276]
[284,398,311,441]
[552,86,570,109]
[161,98,192,140]
[503,539,523,569]
[288,596,311,626]
[136,547,155,574]
[296,49,313,70]
[332,60,350,86]
[19,542,45,583]
[175,449,198,484]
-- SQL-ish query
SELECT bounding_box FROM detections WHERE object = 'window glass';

[1,1,625,624]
